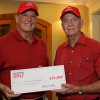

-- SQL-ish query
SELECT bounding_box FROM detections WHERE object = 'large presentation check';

[11,65,66,94]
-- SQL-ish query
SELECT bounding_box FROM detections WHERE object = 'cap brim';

[60,11,80,19]
[17,7,39,16]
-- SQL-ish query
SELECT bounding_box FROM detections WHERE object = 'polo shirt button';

[69,73,71,75]
[68,97,70,98]
[71,50,73,52]
[70,61,72,63]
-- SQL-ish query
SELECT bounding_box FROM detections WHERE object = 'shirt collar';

[13,29,38,42]
[77,33,86,45]
[63,32,86,47]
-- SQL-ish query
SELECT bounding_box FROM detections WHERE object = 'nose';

[27,15,32,21]
[68,20,73,26]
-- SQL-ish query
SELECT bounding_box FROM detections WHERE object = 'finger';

[52,88,66,92]
[51,89,62,92]
[5,88,14,95]
[61,84,71,88]
[5,89,21,99]
[38,65,42,68]
[6,93,21,99]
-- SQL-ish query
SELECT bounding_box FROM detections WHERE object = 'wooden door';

[34,23,47,43]
[0,19,16,36]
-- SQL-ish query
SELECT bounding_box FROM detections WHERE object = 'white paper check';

[11,65,66,94]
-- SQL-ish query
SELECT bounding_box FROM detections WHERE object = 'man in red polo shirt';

[0,1,50,100]
[54,6,100,100]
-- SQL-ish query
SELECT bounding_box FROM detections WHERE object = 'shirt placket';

[67,48,74,99]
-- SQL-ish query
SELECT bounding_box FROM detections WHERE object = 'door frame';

[36,18,52,63]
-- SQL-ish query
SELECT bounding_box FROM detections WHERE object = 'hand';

[52,84,79,94]
[38,65,42,68]
[0,84,21,99]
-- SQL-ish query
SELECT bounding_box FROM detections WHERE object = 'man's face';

[15,10,37,33]
[61,13,83,37]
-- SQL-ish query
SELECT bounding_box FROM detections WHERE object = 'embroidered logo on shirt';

[83,57,89,62]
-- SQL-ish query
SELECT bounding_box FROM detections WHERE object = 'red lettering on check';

[13,72,24,78]
[49,76,63,80]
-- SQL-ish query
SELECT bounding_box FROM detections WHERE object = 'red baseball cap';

[17,1,39,16]
[60,6,81,19]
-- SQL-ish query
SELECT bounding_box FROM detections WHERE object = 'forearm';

[63,80,100,94]
[81,80,100,94]
[53,81,100,95]
[0,82,4,91]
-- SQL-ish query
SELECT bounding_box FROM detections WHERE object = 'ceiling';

[0,0,90,4]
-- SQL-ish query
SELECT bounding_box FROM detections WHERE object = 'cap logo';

[26,1,34,7]
[66,7,73,11]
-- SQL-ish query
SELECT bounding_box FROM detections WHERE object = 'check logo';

[13,72,24,78]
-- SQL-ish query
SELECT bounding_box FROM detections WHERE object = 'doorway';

[90,11,100,41]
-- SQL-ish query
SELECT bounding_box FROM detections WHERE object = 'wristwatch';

[78,86,83,95]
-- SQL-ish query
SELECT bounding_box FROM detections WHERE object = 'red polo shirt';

[0,29,50,99]
[54,33,100,100]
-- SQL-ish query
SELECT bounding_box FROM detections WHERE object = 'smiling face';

[61,13,83,38]
[15,10,37,33]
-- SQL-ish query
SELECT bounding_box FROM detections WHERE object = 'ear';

[15,15,19,24]
[80,20,83,29]
[61,23,65,32]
